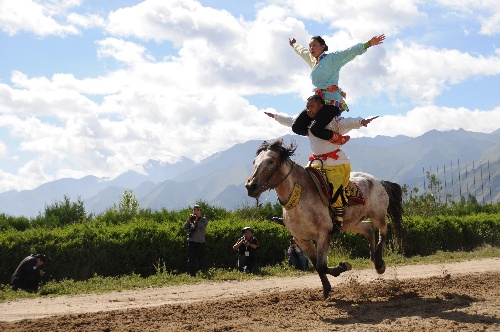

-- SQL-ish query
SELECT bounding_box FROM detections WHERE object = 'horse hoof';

[339,261,352,272]
[376,264,386,274]
[323,287,331,299]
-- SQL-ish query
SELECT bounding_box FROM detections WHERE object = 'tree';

[118,190,139,215]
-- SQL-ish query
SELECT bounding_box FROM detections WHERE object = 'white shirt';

[273,114,363,166]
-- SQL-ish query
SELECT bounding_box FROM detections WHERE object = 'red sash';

[308,149,340,161]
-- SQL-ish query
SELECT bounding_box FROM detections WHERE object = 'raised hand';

[369,34,385,47]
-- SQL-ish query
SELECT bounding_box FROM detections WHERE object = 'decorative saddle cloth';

[305,167,365,206]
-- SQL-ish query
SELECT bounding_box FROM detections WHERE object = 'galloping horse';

[245,139,404,298]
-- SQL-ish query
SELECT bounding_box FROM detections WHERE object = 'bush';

[0,197,498,285]
[402,213,500,256]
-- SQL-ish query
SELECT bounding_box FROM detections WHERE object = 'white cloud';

[383,40,500,104]
[436,0,500,36]
[105,0,243,45]
[67,12,107,30]
[0,140,6,157]
[0,0,499,193]
[97,38,154,64]
[0,0,79,36]
[272,0,426,38]
[353,106,500,138]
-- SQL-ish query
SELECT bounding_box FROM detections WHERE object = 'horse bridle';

[259,154,295,192]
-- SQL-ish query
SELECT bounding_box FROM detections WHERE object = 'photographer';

[287,238,309,271]
[11,253,46,292]
[183,204,208,276]
[233,227,259,273]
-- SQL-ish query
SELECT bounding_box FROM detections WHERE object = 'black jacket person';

[233,227,259,273]
[11,254,46,292]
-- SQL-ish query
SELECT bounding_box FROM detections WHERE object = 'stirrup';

[331,206,345,237]
[331,220,342,236]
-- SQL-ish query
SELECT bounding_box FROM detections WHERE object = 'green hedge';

[403,213,500,256]
[1,213,498,284]
[0,218,293,284]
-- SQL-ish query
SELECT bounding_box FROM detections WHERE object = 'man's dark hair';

[307,94,324,104]
[35,254,46,262]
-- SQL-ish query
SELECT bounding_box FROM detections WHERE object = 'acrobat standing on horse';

[265,95,378,236]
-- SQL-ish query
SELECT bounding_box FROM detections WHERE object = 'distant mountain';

[0,129,498,217]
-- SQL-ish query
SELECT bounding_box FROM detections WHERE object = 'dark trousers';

[288,254,309,271]
[11,275,39,292]
[237,254,258,273]
[292,105,342,140]
[187,241,205,276]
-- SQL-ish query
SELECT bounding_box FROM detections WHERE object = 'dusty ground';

[0,258,499,331]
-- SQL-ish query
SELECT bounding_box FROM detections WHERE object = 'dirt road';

[0,258,499,331]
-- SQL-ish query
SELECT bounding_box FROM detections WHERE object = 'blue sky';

[0,0,499,192]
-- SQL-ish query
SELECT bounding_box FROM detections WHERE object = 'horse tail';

[381,180,404,253]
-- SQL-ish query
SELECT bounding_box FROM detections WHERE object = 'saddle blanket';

[306,167,365,206]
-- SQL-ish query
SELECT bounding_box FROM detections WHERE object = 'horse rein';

[260,158,295,192]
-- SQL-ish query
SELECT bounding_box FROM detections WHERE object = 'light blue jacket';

[293,42,366,109]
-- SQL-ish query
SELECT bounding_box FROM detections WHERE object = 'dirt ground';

[0,258,499,331]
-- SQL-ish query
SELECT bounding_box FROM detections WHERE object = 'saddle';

[305,166,365,207]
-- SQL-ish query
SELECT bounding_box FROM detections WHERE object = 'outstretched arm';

[363,34,385,49]
[288,37,315,67]
[265,111,294,128]
[361,116,379,127]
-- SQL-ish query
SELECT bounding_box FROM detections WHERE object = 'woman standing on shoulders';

[289,34,385,143]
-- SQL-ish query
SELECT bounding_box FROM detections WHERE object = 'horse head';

[245,139,296,198]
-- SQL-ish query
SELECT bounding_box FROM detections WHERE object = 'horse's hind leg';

[345,221,377,265]
[372,217,389,274]
[346,220,387,274]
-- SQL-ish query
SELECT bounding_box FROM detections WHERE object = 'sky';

[0,0,499,193]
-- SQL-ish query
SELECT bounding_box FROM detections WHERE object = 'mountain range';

[1,128,499,218]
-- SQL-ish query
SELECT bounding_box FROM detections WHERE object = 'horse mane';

[256,139,297,164]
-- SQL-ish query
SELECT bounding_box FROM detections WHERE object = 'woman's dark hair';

[311,36,328,51]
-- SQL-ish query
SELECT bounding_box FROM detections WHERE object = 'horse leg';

[371,217,389,274]
[374,221,389,274]
[295,239,332,299]
[345,221,377,265]
[314,236,352,298]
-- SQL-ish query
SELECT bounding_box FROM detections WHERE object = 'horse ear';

[288,140,297,156]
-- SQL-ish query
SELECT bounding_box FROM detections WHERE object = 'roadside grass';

[1,245,498,303]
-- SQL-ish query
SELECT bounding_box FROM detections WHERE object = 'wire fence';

[421,159,498,205]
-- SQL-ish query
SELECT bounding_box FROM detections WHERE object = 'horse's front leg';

[314,235,351,298]
[296,238,332,299]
